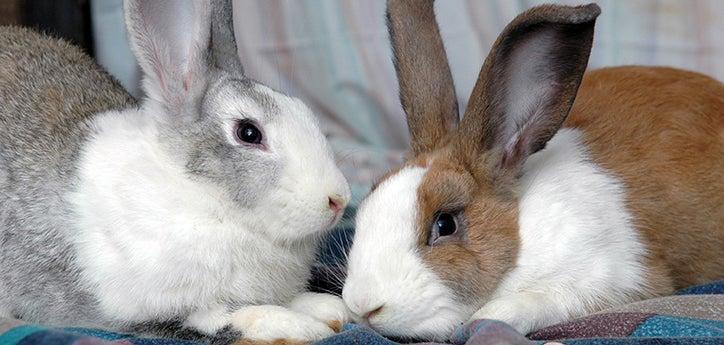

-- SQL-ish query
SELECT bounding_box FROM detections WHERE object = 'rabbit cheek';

[415,163,520,314]
[419,197,520,312]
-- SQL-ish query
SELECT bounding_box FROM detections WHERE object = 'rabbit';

[0,0,351,342]
[342,0,723,341]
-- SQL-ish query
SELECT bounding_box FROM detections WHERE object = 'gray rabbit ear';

[211,0,244,76]
[124,0,211,113]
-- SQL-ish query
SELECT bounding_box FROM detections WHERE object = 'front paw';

[230,305,335,342]
[288,292,349,332]
[470,294,539,334]
[470,292,564,335]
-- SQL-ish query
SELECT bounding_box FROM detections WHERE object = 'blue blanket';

[1,280,721,345]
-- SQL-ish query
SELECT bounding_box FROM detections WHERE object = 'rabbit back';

[566,66,724,289]
[0,26,135,326]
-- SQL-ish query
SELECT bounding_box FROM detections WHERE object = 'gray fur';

[175,74,284,207]
[0,0,335,340]
[0,25,279,328]
[211,0,245,75]
[0,26,136,327]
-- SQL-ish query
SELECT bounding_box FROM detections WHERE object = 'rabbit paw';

[230,305,335,342]
[288,292,350,332]
[470,291,565,334]
[184,304,231,335]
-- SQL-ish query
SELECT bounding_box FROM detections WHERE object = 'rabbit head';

[123,0,350,241]
[342,1,599,340]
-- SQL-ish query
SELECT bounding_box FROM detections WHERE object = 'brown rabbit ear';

[211,0,244,76]
[458,4,600,176]
[387,0,459,154]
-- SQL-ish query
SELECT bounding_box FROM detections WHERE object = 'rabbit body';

[0,0,351,342]
[0,26,137,327]
[342,1,723,341]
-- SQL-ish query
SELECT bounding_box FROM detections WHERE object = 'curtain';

[90,0,724,202]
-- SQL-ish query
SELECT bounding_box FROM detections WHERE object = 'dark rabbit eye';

[236,122,262,144]
[429,212,457,245]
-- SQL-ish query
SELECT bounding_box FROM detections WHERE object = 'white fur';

[213,83,351,241]
[472,129,647,333]
[253,85,351,240]
[343,167,472,341]
[343,129,648,339]
[185,304,230,335]
[68,89,349,337]
[69,108,309,324]
[229,292,350,341]
[231,305,334,342]
[64,0,349,340]
[289,292,351,325]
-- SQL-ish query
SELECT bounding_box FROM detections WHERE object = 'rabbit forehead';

[206,77,325,144]
[204,77,277,122]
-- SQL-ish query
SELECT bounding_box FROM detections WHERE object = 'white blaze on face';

[343,166,467,341]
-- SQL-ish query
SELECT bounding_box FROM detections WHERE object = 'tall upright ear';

[459,4,600,176]
[387,0,459,154]
[124,0,211,111]
[211,0,244,76]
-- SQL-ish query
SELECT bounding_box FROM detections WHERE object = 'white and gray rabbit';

[0,0,351,342]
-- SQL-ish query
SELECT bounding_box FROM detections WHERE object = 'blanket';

[0,280,721,345]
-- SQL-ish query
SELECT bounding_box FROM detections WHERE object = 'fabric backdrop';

[90,0,724,204]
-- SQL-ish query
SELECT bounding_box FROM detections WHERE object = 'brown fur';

[380,0,723,319]
[387,0,459,154]
[458,4,599,190]
[567,66,724,291]
[415,154,519,305]
[326,320,343,333]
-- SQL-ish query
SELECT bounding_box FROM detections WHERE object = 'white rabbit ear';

[124,0,211,112]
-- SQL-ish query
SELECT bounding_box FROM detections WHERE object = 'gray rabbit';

[0,0,351,343]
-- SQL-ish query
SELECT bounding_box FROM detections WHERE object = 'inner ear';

[125,0,211,111]
[458,4,600,175]
[497,25,570,168]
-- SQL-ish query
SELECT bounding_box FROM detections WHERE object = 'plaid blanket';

[1,280,721,345]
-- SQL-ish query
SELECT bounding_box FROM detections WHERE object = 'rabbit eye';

[429,212,457,245]
[236,122,262,144]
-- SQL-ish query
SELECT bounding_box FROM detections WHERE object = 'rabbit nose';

[328,195,346,214]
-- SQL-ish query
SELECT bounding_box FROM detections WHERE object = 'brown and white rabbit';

[342,1,724,340]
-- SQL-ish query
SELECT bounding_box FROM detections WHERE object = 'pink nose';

[328,196,345,214]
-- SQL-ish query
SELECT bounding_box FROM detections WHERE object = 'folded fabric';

[1,281,721,345]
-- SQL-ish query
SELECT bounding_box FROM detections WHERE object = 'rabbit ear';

[211,0,244,75]
[458,4,600,176]
[387,0,459,154]
[124,0,211,112]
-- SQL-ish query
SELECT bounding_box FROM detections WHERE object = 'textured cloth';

[89,0,724,203]
[0,281,722,345]
[234,0,724,201]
